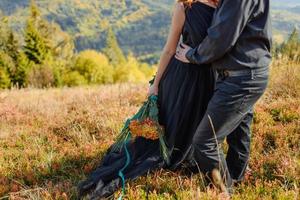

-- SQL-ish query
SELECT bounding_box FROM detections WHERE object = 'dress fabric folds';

[78,2,216,198]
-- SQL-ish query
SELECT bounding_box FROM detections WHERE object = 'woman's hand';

[148,84,159,96]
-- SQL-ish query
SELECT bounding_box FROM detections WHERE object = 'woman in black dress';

[78,0,218,198]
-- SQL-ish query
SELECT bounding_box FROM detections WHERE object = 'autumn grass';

[0,60,299,199]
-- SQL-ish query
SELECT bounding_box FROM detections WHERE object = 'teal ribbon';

[150,95,158,101]
[117,139,131,200]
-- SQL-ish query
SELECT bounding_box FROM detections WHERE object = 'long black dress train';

[78,2,216,198]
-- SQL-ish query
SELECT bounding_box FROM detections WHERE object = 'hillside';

[0,0,172,63]
[0,0,299,63]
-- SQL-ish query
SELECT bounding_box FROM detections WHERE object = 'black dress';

[78,2,215,198]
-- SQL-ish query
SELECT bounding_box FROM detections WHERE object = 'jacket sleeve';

[185,0,255,64]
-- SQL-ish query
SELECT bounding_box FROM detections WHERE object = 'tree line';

[0,1,156,89]
[1,1,299,89]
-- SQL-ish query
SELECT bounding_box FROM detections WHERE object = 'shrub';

[63,71,87,86]
[73,50,113,84]
[28,64,55,88]
[113,55,147,83]
[139,63,157,79]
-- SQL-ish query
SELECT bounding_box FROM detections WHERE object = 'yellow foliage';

[114,55,148,83]
[74,50,113,84]
[140,63,157,79]
[77,50,110,66]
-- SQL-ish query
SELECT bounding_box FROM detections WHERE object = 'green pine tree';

[6,32,19,62]
[0,16,9,51]
[6,31,31,87]
[103,27,126,66]
[280,28,300,62]
[14,53,32,87]
[0,51,13,89]
[22,0,75,88]
[0,15,31,88]
[24,19,50,64]
[23,0,51,64]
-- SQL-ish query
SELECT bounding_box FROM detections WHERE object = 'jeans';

[191,67,269,192]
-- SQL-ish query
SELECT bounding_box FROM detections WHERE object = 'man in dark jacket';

[175,0,272,194]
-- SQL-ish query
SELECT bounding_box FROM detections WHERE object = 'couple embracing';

[79,0,272,199]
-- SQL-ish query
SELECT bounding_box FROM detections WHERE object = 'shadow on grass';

[1,149,108,199]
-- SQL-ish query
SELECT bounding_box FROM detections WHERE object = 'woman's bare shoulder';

[173,1,186,14]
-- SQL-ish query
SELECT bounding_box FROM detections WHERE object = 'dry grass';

[0,60,299,199]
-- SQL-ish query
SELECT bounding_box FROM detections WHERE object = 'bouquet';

[112,94,170,164]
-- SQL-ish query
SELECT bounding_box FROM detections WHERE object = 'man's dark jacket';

[186,0,272,70]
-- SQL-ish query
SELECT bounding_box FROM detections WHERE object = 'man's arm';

[185,0,255,64]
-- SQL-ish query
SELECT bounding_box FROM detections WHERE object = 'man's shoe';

[211,169,229,194]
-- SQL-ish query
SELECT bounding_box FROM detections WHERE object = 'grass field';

[0,59,299,199]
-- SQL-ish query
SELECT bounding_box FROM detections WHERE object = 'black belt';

[217,68,252,78]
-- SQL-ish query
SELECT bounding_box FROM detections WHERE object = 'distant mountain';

[272,0,300,7]
[0,0,299,63]
[288,6,300,14]
[271,0,300,43]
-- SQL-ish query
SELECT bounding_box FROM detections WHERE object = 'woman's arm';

[150,2,185,91]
